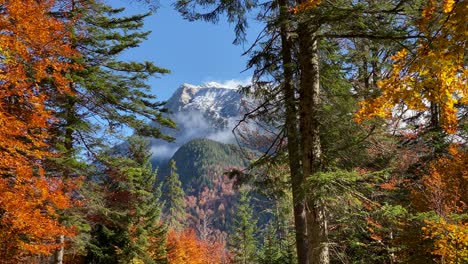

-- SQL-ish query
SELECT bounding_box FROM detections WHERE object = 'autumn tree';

[355,1,467,261]
[167,229,227,264]
[0,0,78,260]
[412,145,468,263]
[356,0,467,134]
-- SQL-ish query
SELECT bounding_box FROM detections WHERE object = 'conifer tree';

[162,160,187,230]
[45,0,175,261]
[229,188,259,264]
[174,1,424,263]
[86,137,167,264]
[51,0,175,148]
[258,197,297,264]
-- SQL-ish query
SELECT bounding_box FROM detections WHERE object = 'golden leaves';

[443,0,456,13]
[0,0,78,258]
[423,220,468,263]
[167,229,226,264]
[356,0,467,133]
[291,0,322,14]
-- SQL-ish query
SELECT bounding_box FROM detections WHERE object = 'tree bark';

[297,13,330,264]
[279,1,309,263]
[53,235,64,264]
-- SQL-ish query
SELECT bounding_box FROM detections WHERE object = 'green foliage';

[258,197,297,264]
[163,138,251,192]
[86,137,167,264]
[45,1,176,260]
[162,160,187,231]
[229,188,260,264]
[63,0,175,148]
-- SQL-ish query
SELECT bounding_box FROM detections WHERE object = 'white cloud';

[150,144,178,160]
[203,77,252,90]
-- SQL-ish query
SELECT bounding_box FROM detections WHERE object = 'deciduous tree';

[0,0,78,259]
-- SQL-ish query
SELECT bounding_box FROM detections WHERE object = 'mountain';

[159,138,252,193]
[165,82,243,126]
[150,82,250,165]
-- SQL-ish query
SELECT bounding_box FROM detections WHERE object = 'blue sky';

[109,0,261,101]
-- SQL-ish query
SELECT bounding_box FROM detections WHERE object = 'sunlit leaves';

[422,219,468,263]
[411,145,468,263]
[292,0,322,14]
[0,0,78,258]
[356,0,467,133]
[167,229,226,264]
[412,145,467,216]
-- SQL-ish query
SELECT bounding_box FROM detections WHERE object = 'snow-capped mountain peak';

[166,83,243,120]
[151,83,247,163]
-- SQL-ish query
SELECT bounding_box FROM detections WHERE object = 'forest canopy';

[0,0,466,263]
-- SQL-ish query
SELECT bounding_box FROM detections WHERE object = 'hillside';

[158,138,252,193]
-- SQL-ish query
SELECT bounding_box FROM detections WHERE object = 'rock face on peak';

[165,83,243,129]
[150,83,247,165]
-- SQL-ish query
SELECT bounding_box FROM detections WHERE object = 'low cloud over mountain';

[150,82,249,164]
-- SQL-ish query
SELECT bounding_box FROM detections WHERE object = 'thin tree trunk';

[279,1,309,263]
[53,87,76,264]
[297,15,330,264]
[53,235,64,264]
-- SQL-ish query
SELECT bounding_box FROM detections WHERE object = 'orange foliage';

[0,0,78,259]
[167,229,228,264]
[412,145,468,263]
[356,0,467,133]
[291,0,321,14]
[412,145,467,216]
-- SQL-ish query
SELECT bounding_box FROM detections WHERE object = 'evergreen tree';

[86,137,167,264]
[162,160,187,230]
[258,197,296,264]
[259,222,295,264]
[174,1,423,263]
[229,188,259,264]
[45,0,175,261]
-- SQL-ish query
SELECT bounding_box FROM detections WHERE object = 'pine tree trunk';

[279,1,309,263]
[297,16,330,264]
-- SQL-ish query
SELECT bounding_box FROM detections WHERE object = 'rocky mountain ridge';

[150,82,248,163]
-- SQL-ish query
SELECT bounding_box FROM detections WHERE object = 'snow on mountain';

[150,82,248,163]
[166,82,243,123]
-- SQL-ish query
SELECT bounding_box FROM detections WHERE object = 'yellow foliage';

[356,0,467,133]
[423,219,468,263]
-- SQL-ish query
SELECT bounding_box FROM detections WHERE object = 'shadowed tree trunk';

[297,6,329,263]
[279,1,309,263]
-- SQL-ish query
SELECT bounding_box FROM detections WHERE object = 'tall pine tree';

[86,137,167,264]
[162,160,187,231]
[45,0,175,261]
[229,188,259,264]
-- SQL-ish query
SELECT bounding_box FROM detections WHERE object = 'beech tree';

[167,229,226,264]
[0,0,78,259]
[356,0,467,133]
